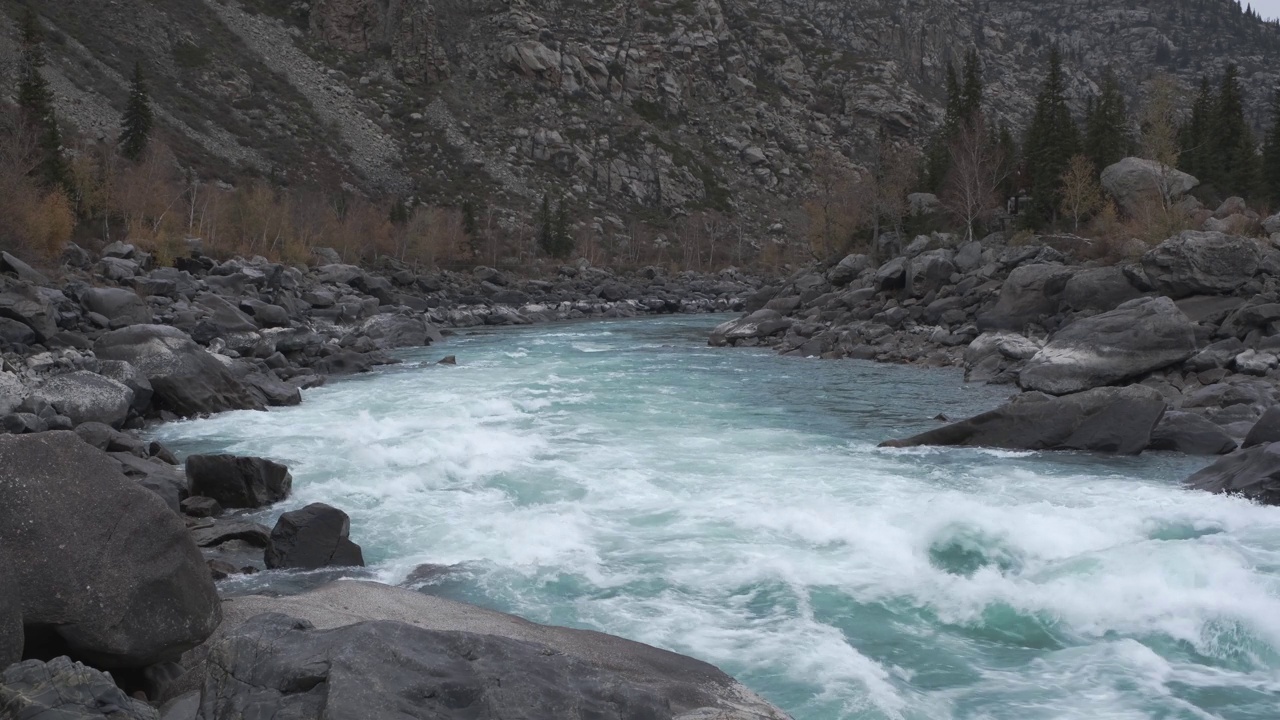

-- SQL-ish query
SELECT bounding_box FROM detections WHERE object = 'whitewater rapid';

[154,315,1280,720]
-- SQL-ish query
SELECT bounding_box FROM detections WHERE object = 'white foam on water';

[154,316,1280,720]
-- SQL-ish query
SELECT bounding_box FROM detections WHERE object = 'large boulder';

[963,332,1041,384]
[1183,442,1280,506]
[79,287,153,327]
[32,370,134,428]
[905,249,956,298]
[194,292,259,333]
[93,324,265,417]
[1018,297,1197,395]
[357,313,441,350]
[189,580,789,720]
[186,453,292,509]
[0,281,58,341]
[1243,405,1280,448]
[264,503,365,570]
[708,309,791,346]
[1140,231,1260,298]
[1147,411,1238,455]
[1100,157,1199,214]
[1060,266,1144,312]
[977,264,1076,331]
[0,432,220,668]
[879,385,1167,455]
[0,656,159,719]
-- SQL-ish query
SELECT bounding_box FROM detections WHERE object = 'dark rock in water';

[94,324,265,417]
[192,581,789,720]
[189,518,272,549]
[181,496,222,518]
[1243,405,1280,448]
[186,454,292,509]
[1140,231,1260,298]
[79,287,153,327]
[243,371,302,407]
[879,386,1167,455]
[0,656,159,719]
[977,263,1075,331]
[312,350,374,375]
[404,563,458,585]
[265,503,365,570]
[207,559,240,581]
[438,355,457,365]
[1148,411,1239,455]
[33,370,134,428]
[358,313,439,349]
[1183,442,1280,505]
[1018,297,1197,395]
[0,432,220,669]
[709,309,792,346]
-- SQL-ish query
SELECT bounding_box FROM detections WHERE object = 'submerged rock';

[264,503,365,570]
[879,386,1167,455]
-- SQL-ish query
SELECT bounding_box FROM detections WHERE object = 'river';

[153,315,1280,720]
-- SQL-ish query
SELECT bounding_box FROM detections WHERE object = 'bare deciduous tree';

[1059,154,1104,231]
[940,114,1008,243]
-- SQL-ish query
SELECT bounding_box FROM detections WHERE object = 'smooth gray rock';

[195,292,259,333]
[879,386,1167,455]
[79,287,153,326]
[186,453,292,509]
[905,249,956,298]
[358,313,440,349]
[1060,266,1144,312]
[33,370,134,428]
[1187,338,1246,372]
[0,250,48,284]
[94,324,265,417]
[243,371,302,407]
[189,581,789,720]
[1183,442,1280,506]
[1018,297,1197,395]
[1148,411,1238,455]
[0,281,58,341]
[0,432,220,668]
[0,316,35,345]
[709,309,791,346]
[0,371,24,415]
[265,503,365,570]
[1140,231,1260,298]
[189,519,272,548]
[112,452,188,513]
[977,263,1075,331]
[1243,406,1280,448]
[98,359,154,412]
[1100,157,1198,214]
[0,656,158,719]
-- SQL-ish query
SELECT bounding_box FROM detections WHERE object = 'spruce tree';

[552,199,574,259]
[924,63,964,192]
[1022,48,1079,227]
[537,194,555,257]
[959,49,983,121]
[1214,64,1258,199]
[120,62,154,161]
[16,9,67,189]
[1262,90,1280,207]
[1083,69,1130,172]
[1179,77,1216,182]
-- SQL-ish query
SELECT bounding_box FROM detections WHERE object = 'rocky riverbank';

[0,244,784,718]
[710,194,1280,505]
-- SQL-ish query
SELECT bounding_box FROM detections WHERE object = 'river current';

[153,315,1280,720]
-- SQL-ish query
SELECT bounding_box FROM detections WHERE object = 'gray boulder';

[186,453,292,509]
[0,371,24,415]
[33,370,134,428]
[977,264,1075,331]
[0,250,48,284]
[963,332,1041,384]
[264,503,365,570]
[1060,266,1144,312]
[1018,297,1197,395]
[1140,231,1260,298]
[879,385,1167,455]
[1100,157,1199,214]
[1243,405,1280,448]
[358,313,441,350]
[0,553,19,667]
[98,359,153,412]
[189,580,789,720]
[79,287,153,327]
[94,324,264,417]
[1183,442,1280,506]
[0,432,220,668]
[0,656,158,719]
[827,254,871,286]
[0,316,35,345]
[1187,337,1246,372]
[709,309,791,346]
[874,256,907,291]
[194,292,259,333]
[0,281,58,341]
[1148,411,1238,455]
[905,249,956,298]
[1264,212,1280,236]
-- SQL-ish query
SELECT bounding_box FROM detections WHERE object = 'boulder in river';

[709,309,791,346]
[1018,297,1197,395]
[1183,442,1280,506]
[186,580,789,720]
[265,503,365,570]
[1147,411,1238,455]
[879,385,1167,455]
[94,324,265,417]
[186,453,292,509]
[0,656,159,719]
[1140,231,1260,298]
[0,432,220,668]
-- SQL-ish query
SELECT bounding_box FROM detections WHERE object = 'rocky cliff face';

[4,0,1278,234]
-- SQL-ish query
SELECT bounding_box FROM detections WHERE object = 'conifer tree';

[959,49,983,121]
[120,62,154,161]
[16,9,67,189]
[1214,64,1259,198]
[1179,77,1216,182]
[1262,90,1280,207]
[925,53,984,193]
[1022,48,1079,227]
[537,194,554,256]
[1083,68,1130,172]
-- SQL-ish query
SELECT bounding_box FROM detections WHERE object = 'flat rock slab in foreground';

[879,386,1167,455]
[0,656,158,719]
[185,580,790,720]
[1183,441,1280,506]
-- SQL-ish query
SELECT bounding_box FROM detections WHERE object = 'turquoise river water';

[153,315,1280,720]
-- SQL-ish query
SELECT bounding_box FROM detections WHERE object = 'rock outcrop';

[0,656,159,719]
[1183,442,1280,506]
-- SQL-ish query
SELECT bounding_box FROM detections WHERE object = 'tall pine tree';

[1083,68,1130,172]
[120,62,154,161]
[924,51,984,193]
[16,9,67,190]
[1214,64,1259,199]
[1262,90,1280,207]
[1179,77,1216,182]
[1022,48,1079,228]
